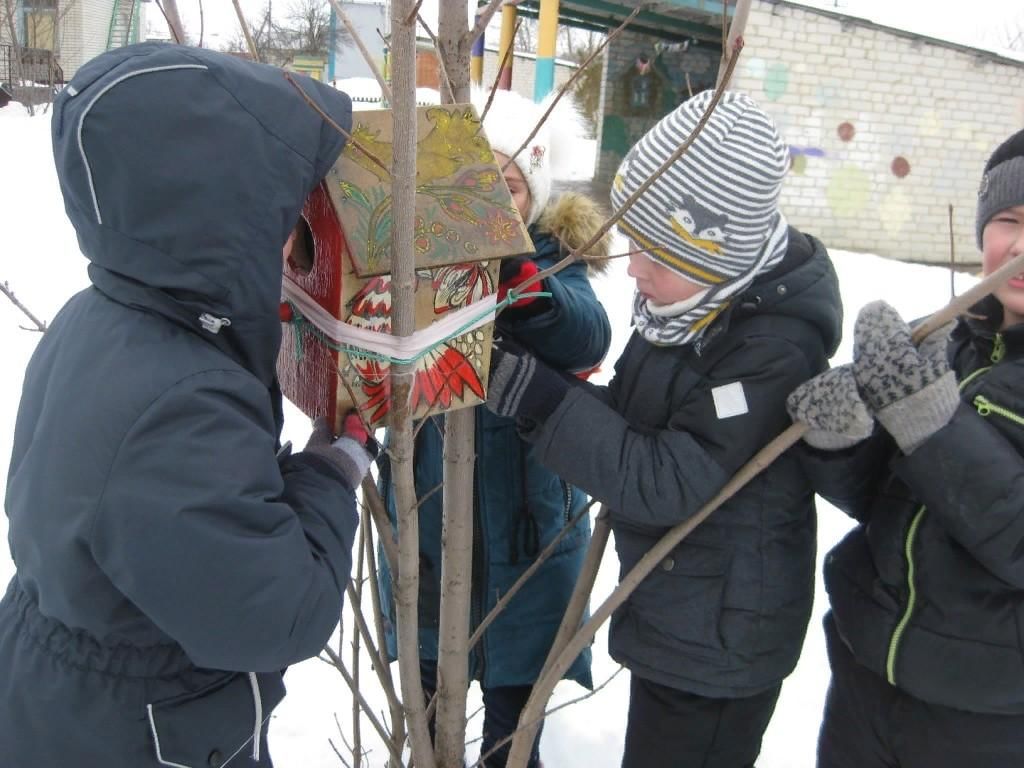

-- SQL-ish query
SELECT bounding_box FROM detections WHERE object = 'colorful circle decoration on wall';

[837,122,855,142]
[764,63,789,101]
[891,156,911,178]
[826,166,871,217]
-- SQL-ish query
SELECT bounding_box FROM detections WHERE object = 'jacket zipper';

[884,338,1005,685]
[561,480,573,525]
[973,395,1024,427]
[885,505,926,684]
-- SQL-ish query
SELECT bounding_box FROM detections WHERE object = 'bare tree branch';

[479,19,522,123]
[284,71,392,178]
[1,281,47,332]
[417,13,455,104]
[464,0,504,48]
[322,647,407,767]
[232,0,260,60]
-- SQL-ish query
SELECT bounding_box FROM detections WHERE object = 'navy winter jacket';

[525,230,842,698]
[806,295,1024,715]
[0,43,358,767]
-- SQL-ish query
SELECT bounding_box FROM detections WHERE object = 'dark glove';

[852,301,959,454]
[303,410,377,489]
[485,339,570,424]
[498,257,550,319]
[786,365,875,450]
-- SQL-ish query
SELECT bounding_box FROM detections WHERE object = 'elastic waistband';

[2,579,195,679]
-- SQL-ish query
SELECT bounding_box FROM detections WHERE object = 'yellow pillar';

[534,0,559,100]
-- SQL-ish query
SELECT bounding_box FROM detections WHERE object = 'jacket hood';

[534,191,612,274]
[51,42,352,384]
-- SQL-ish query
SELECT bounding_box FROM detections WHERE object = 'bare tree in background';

[280,0,332,55]
[514,16,535,53]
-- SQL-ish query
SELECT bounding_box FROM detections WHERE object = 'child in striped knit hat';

[486,90,843,767]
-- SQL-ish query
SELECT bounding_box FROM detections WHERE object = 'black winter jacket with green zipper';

[805,294,1024,714]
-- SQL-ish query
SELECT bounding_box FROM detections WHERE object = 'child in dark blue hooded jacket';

[0,43,372,767]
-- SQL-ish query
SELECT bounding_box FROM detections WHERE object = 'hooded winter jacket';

[0,43,357,767]
[806,294,1024,715]
[378,192,612,689]
[524,229,842,698]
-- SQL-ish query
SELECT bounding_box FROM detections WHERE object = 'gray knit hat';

[610,90,789,287]
[977,128,1024,247]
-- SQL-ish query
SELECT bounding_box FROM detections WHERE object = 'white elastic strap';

[146,704,194,768]
[248,672,263,762]
[77,63,209,224]
[282,274,497,363]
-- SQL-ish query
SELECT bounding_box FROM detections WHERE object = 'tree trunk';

[160,0,187,44]
[388,0,436,764]
[432,4,475,766]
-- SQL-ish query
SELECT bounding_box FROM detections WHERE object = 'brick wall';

[597,0,1024,265]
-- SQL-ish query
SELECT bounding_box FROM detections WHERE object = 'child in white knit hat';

[376,86,613,768]
[486,89,843,767]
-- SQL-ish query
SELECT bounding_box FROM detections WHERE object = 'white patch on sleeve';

[711,382,749,420]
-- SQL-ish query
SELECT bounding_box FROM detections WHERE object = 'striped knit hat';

[611,90,789,291]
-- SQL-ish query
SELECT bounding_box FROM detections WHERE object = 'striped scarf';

[632,212,789,347]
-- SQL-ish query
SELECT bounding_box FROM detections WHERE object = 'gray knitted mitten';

[304,416,374,490]
[852,301,959,454]
[786,365,875,450]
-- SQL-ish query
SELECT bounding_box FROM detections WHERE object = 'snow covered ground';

[0,103,979,767]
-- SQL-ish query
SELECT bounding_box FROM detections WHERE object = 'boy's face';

[981,204,1024,329]
[494,152,532,224]
[627,244,705,306]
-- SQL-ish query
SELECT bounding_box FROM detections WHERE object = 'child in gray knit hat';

[486,89,843,767]
[787,127,1024,768]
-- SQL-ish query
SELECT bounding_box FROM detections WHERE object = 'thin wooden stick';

[716,0,750,89]
[328,0,394,104]
[403,0,425,26]
[480,19,521,123]
[464,0,505,48]
[323,647,407,767]
[345,580,404,717]
[362,504,408,766]
[948,203,956,301]
[500,6,641,177]
[467,500,596,649]
[1,280,47,332]
[232,0,259,61]
[469,665,626,768]
[284,72,392,179]
[417,12,455,104]
[351,524,366,767]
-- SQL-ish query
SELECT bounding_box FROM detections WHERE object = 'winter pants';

[421,659,543,768]
[818,612,1024,768]
[620,672,781,768]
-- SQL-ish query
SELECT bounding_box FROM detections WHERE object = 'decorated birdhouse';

[278,103,534,431]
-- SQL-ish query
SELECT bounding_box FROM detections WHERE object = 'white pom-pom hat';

[474,87,583,226]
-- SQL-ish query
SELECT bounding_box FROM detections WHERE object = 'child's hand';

[786,365,875,450]
[852,301,959,453]
[303,411,376,489]
[486,339,569,424]
[498,257,550,317]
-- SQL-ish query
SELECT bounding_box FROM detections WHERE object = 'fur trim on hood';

[535,191,611,274]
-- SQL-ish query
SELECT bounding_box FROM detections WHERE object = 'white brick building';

[596,0,1024,265]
